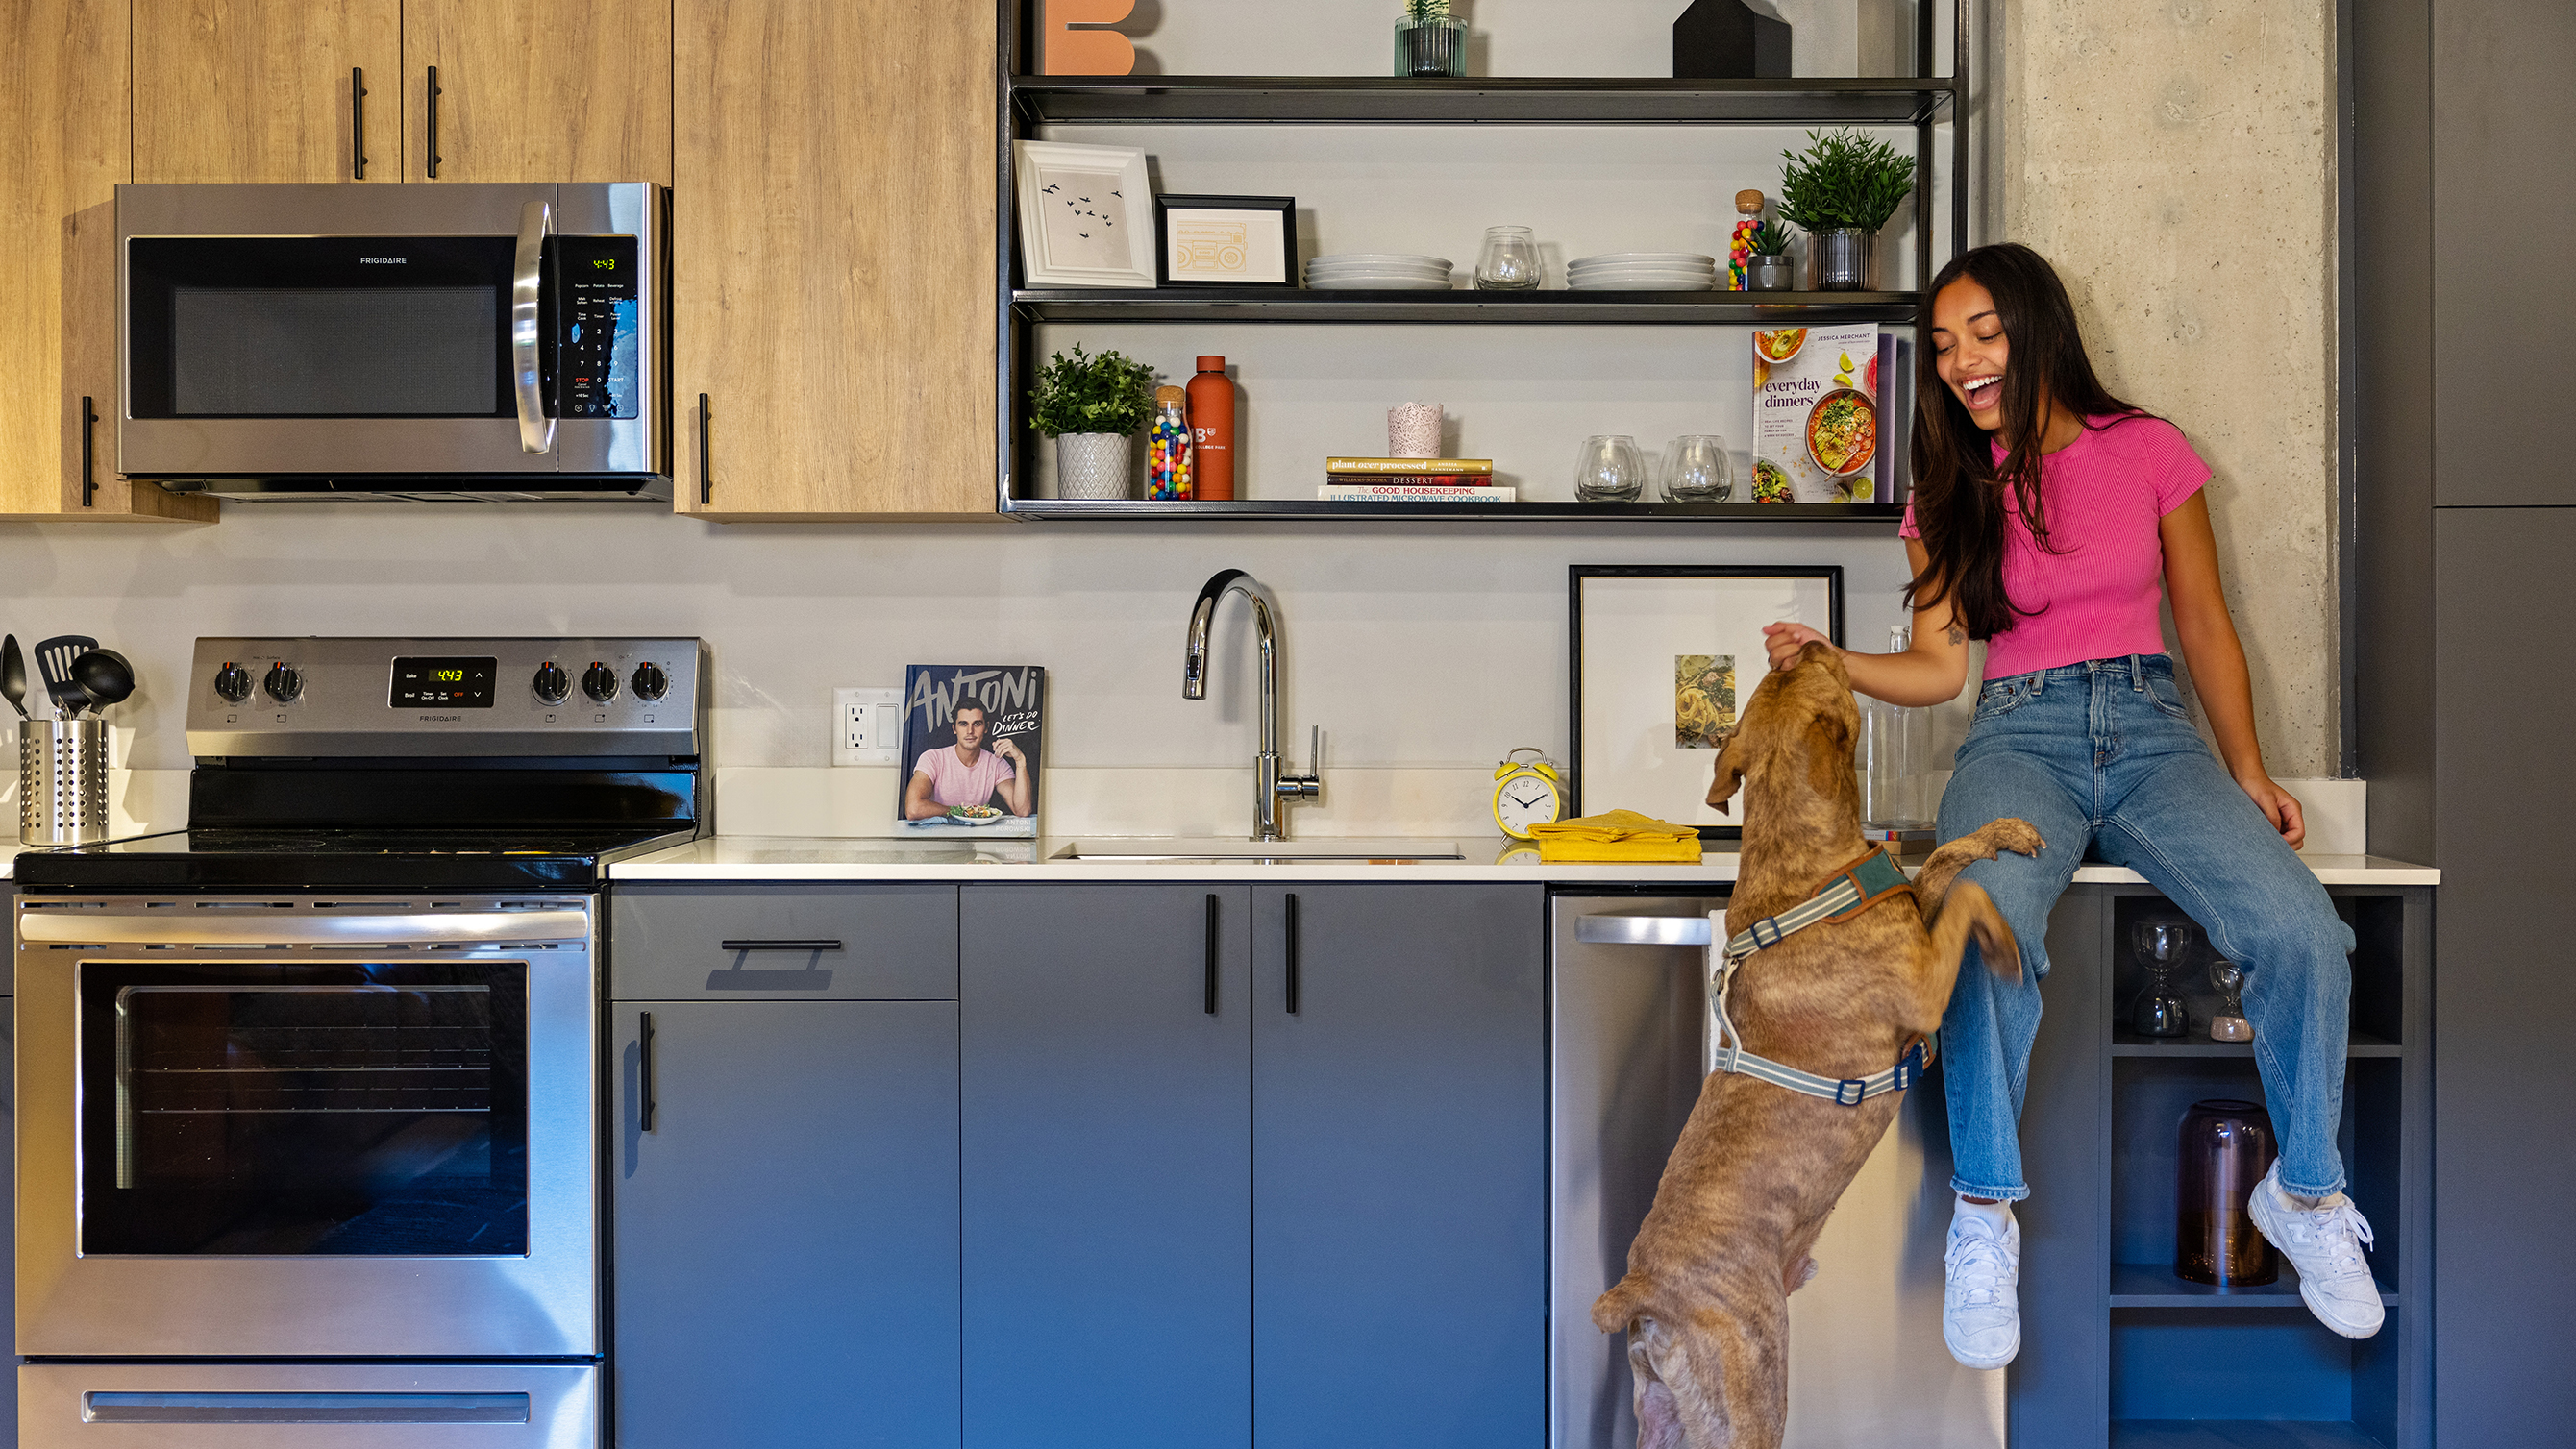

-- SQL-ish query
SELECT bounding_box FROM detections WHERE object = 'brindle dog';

[1591,642,2043,1449]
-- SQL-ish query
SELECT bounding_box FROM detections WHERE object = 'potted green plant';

[1744,216,1796,291]
[1775,128,1918,291]
[1029,344,1157,500]
[1394,0,1467,78]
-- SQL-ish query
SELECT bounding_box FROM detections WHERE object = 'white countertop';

[609,836,2440,887]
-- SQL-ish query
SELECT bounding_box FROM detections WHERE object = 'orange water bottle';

[1187,356,1236,500]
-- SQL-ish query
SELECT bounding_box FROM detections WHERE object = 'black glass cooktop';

[14,825,697,891]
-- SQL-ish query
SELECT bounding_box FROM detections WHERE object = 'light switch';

[834,686,902,766]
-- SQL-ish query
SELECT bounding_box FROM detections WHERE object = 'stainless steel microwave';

[116,182,667,502]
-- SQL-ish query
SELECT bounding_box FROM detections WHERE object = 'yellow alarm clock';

[1492,748,1567,839]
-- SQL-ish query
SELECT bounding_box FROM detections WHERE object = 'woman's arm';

[2161,493,2306,847]
[1761,538,1976,707]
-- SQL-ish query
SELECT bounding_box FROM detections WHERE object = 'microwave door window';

[79,962,530,1257]
[126,236,516,420]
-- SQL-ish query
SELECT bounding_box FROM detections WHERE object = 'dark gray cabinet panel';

[1250,884,1548,1449]
[2430,508,2576,1441]
[611,1001,959,1449]
[960,885,1253,1449]
[2006,888,2108,1446]
[2429,0,2576,505]
[611,884,957,999]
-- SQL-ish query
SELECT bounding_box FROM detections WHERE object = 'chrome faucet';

[1184,568,1323,842]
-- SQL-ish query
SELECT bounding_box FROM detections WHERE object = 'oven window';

[80,961,529,1257]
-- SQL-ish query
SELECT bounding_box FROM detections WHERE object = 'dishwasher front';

[1549,895,2006,1449]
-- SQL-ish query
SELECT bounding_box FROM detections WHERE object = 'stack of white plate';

[1568,252,1719,292]
[1305,253,1455,290]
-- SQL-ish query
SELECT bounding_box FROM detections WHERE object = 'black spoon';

[0,634,25,719]
[69,649,136,711]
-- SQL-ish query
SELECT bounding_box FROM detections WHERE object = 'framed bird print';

[1012,141,1156,288]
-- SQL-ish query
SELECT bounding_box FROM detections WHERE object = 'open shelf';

[1014,288,1920,325]
[1002,499,1905,523]
[2111,1030,2402,1058]
[2110,1422,2392,1449]
[1011,75,1960,126]
[2111,1263,2396,1310]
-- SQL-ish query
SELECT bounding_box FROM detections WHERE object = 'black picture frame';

[1568,564,1845,841]
[1153,193,1299,288]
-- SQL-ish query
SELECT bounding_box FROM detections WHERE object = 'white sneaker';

[2247,1162,2385,1339]
[1943,1204,2021,1369]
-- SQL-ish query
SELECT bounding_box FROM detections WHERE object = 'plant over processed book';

[900,665,1045,838]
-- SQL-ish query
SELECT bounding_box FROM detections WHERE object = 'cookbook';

[899,664,1045,838]
[1751,324,1883,503]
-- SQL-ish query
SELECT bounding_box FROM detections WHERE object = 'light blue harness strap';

[1705,847,1932,1107]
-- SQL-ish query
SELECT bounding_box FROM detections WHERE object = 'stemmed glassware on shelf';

[1573,435,1646,502]
[2131,920,2195,1038]
[1658,434,1733,502]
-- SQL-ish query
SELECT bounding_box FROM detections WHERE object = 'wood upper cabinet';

[0,0,211,520]
[674,0,998,518]
[134,0,402,184]
[402,0,672,184]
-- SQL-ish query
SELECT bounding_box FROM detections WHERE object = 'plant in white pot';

[1776,128,1918,291]
[1030,344,1157,501]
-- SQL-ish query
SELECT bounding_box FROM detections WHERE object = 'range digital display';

[390,656,499,709]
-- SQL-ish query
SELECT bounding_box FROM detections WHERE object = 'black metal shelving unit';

[992,1,1972,526]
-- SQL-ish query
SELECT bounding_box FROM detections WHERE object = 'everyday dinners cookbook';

[1751,324,1882,503]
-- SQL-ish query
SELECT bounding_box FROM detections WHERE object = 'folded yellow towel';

[1527,809,1705,863]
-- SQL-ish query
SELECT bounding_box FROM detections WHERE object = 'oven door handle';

[512,197,556,455]
[15,909,589,946]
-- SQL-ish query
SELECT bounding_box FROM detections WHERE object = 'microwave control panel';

[545,235,640,420]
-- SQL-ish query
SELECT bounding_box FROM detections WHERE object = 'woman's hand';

[1760,621,1839,673]
[2235,773,2308,850]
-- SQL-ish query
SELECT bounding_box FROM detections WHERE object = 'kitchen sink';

[1048,838,1465,863]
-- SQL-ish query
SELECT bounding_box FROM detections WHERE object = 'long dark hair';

[1904,243,2149,640]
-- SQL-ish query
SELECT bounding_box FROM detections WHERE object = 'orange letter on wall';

[1040,0,1136,75]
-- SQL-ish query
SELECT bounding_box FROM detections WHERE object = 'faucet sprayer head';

[1184,568,1251,700]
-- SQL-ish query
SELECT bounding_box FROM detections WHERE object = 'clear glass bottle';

[1859,625,1933,828]
[1146,385,1193,501]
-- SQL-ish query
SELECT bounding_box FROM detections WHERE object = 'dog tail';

[1592,1272,1658,1335]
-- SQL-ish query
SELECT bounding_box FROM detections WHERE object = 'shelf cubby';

[2108,1421,2392,1449]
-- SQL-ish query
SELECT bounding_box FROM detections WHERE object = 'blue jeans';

[1937,653,2357,1200]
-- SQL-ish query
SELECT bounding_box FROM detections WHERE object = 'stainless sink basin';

[1049,838,1464,863]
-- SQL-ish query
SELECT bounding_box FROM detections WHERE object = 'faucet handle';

[1309,724,1322,777]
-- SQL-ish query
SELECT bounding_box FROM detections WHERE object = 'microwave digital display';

[389,656,499,709]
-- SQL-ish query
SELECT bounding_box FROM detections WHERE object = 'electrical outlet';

[833,687,903,766]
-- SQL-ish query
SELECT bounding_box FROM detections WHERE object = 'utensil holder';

[20,717,109,846]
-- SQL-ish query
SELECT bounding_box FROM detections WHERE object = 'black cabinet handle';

[638,1011,657,1131]
[1284,892,1300,1015]
[719,939,842,952]
[1203,894,1220,1015]
[352,67,368,180]
[425,66,441,178]
[697,393,712,504]
[79,396,98,507]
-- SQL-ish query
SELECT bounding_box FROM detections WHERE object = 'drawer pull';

[719,939,842,952]
[1203,893,1220,1015]
[638,1010,657,1132]
[1284,892,1300,1015]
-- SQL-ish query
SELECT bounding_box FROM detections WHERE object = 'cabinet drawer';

[611,885,956,999]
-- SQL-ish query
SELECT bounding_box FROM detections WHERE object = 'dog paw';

[1983,818,2045,859]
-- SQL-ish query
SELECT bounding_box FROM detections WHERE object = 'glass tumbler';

[1573,435,1646,502]
[1474,226,1543,291]
[1659,434,1734,502]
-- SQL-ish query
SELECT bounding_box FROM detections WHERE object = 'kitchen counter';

[611,836,2440,886]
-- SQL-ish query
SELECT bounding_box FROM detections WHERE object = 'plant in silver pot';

[1030,344,1157,501]
[1394,0,1468,77]
[1776,128,1918,291]
[1744,216,1796,291]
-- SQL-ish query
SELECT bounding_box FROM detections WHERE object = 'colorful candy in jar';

[1147,384,1194,500]
[1728,188,1764,292]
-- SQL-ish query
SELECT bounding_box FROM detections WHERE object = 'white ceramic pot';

[1055,432,1131,501]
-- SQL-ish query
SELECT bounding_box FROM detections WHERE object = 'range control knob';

[631,662,669,701]
[262,663,302,703]
[582,661,619,703]
[213,662,254,702]
[533,661,570,705]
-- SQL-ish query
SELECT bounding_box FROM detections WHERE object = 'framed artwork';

[1568,565,1845,840]
[1153,193,1298,287]
[1012,140,1155,288]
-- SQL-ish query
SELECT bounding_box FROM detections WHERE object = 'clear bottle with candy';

[1727,188,1763,292]
[1147,385,1194,500]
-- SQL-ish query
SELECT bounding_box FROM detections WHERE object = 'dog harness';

[1707,846,1934,1107]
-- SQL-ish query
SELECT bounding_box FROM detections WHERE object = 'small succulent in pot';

[1030,344,1158,500]
[1744,216,1796,291]
[1395,0,1467,78]
[1775,128,1919,290]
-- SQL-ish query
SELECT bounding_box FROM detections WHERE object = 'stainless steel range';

[12,636,706,1448]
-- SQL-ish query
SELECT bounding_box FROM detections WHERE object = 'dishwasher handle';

[1574,914,1715,947]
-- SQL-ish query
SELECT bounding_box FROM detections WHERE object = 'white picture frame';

[1012,140,1156,289]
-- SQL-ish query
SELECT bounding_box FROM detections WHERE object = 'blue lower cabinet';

[610,1000,959,1449]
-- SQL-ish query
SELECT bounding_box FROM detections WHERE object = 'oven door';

[115,182,661,483]
[15,896,597,1358]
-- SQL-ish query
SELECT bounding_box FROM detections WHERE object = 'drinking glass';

[1573,435,1646,502]
[1659,434,1734,502]
[1474,226,1543,291]
[2131,920,2195,1038]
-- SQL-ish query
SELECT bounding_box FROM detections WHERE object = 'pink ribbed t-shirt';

[1900,414,2211,679]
